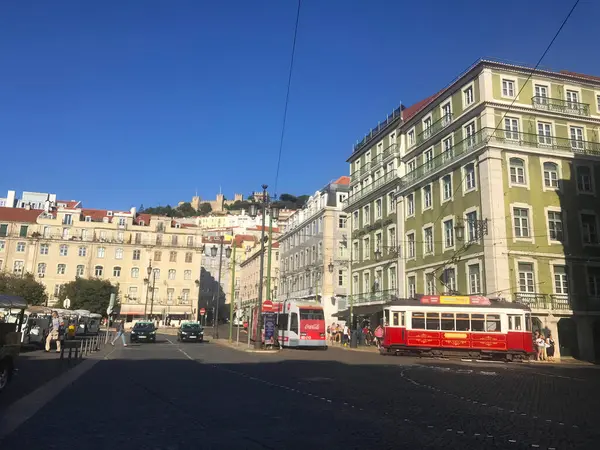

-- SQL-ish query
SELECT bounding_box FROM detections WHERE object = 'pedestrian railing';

[59,330,110,363]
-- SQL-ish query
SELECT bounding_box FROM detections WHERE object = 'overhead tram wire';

[273,0,302,197]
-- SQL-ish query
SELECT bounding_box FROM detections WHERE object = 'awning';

[0,295,27,309]
[334,304,386,318]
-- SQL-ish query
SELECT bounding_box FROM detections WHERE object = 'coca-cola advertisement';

[302,320,324,338]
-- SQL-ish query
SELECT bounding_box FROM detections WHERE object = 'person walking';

[111,319,128,347]
[45,311,63,352]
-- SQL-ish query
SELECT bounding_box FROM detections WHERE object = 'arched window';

[168,269,176,280]
[94,265,103,277]
[509,158,526,185]
[131,267,139,278]
[57,264,66,275]
[543,162,559,188]
[113,266,121,277]
[115,248,124,259]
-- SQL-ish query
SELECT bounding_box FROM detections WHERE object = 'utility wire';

[273,0,302,196]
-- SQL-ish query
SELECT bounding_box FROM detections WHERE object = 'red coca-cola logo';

[304,323,320,330]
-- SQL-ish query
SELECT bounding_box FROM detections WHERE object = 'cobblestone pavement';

[0,334,597,449]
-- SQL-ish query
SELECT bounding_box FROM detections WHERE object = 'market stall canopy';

[0,295,27,309]
[27,305,53,314]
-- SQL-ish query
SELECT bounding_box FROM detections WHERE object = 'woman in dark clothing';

[546,332,555,361]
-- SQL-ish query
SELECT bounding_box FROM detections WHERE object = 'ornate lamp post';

[210,236,232,339]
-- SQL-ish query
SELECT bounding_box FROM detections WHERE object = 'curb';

[212,339,281,354]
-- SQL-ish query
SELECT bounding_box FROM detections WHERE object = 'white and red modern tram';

[381,295,534,361]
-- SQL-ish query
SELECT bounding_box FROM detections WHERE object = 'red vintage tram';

[381,295,534,361]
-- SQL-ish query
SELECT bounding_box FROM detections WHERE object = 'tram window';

[411,312,425,329]
[508,315,522,331]
[290,313,299,334]
[426,312,440,330]
[300,309,324,320]
[525,313,532,331]
[392,312,399,326]
[384,309,390,326]
[456,314,470,331]
[471,314,486,332]
[486,314,501,332]
[441,313,455,331]
[278,314,289,330]
[401,312,405,327]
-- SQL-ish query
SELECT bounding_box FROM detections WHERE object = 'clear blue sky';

[1,0,598,210]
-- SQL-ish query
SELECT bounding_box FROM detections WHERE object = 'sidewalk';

[211,338,280,354]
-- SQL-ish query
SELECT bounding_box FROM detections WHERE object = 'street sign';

[200,308,206,316]
[63,297,71,309]
[262,300,274,312]
[107,292,116,315]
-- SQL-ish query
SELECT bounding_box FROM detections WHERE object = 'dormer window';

[107,211,113,217]
[139,220,145,226]
[85,216,92,222]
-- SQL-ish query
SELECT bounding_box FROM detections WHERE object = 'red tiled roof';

[559,70,600,82]
[0,207,43,223]
[248,226,280,232]
[402,91,444,122]
[135,213,151,225]
[81,209,110,222]
[333,176,350,185]
[57,200,81,209]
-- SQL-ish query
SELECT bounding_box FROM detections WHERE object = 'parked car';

[130,321,157,343]
[177,321,204,343]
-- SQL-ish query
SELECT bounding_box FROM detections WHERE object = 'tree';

[59,278,118,315]
[225,200,251,211]
[178,202,196,217]
[279,193,297,203]
[198,202,212,216]
[0,272,48,306]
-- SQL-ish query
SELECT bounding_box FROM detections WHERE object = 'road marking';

[0,357,100,440]
[178,348,194,361]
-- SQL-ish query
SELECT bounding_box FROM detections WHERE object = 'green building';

[345,58,600,361]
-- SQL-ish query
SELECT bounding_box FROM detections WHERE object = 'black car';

[177,321,204,342]
[130,321,157,343]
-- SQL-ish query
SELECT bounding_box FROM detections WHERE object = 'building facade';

[279,177,350,325]
[392,59,600,361]
[0,204,204,319]
[238,241,280,310]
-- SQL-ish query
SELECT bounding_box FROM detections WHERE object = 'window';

[443,268,456,292]
[513,208,530,238]
[16,242,25,252]
[508,314,523,331]
[131,267,139,278]
[59,244,68,256]
[388,227,396,250]
[443,219,454,248]
[576,166,593,192]
[588,267,600,297]
[375,198,382,219]
[466,211,478,243]
[353,241,359,260]
[424,227,433,254]
[0,224,7,237]
[56,264,66,275]
[566,90,579,107]
[464,163,476,191]
[407,233,415,258]
[597,94,600,113]
[53,284,64,298]
[13,260,24,275]
[389,267,397,290]
[581,214,598,244]
[502,79,515,97]
[78,246,87,257]
[442,175,452,201]
[352,211,359,229]
[464,86,474,106]
[408,129,415,147]
[518,263,535,293]
[504,117,519,140]
[113,266,121,277]
[538,122,552,145]
[185,252,193,263]
[76,265,85,277]
[363,205,370,225]
[363,272,371,292]
[468,264,481,294]
[117,217,126,227]
[423,148,433,169]
[543,162,559,188]
[388,192,396,213]
[19,225,28,237]
[407,276,416,298]
[37,262,46,276]
[184,269,192,280]
[423,117,432,138]
[181,289,190,304]
[554,266,568,295]
[170,251,177,262]
[570,126,584,150]
[509,158,526,185]
[115,248,124,259]
[465,122,476,146]
[97,247,105,258]
[171,235,178,246]
[95,265,103,277]
[133,249,141,260]
[168,269,176,280]
[338,217,347,228]
[154,251,162,261]
[423,185,432,209]
[425,273,435,295]
[534,84,548,102]
[442,137,453,159]
[441,102,452,124]
[407,158,416,173]
[40,244,49,255]
[135,233,142,244]
[62,228,69,239]
[375,232,382,252]
[486,314,501,332]
[548,211,563,241]
[363,237,370,260]
[411,312,425,329]
[406,194,414,216]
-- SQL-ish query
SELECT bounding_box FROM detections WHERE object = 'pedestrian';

[45,311,63,353]
[546,332,555,361]
[342,323,350,347]
[111,319,128,347]
[374,324,384,349]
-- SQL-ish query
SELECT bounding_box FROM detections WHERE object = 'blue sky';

[1,0,599,210]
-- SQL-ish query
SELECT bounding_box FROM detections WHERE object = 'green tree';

[279,193,297,203]
[198,202,212,215]
[177,202,197,217]
[59,278,118,314]
[0,272,48,306]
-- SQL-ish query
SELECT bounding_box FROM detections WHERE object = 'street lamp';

[144,259,154,319]
[328,260,334,273]
[211,235,232,339]
[246,184,280,349]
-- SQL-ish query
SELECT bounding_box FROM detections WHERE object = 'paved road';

[1,334,598,449]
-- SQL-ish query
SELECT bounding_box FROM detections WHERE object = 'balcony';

[349,288,398,306]
[532,96,590,117]
[513,293,572,311]
[343,170,398,209]
[398,128,490,193]
[351,144,400,185]
[490,128,600,156]
[353,106,402,153]
[411,114,454,150]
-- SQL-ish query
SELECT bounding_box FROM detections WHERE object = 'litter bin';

[350,330,358,348]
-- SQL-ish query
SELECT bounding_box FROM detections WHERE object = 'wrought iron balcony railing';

[490,128,600,156]
[532,96,590,117]
[349,288,398,306]
[411,114,454,149]
[350,144,400,184]
[513,293,573,311]
[343,170,399,209]
[353,106,402,153]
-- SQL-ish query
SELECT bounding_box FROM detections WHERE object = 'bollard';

[79,340,84,359]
